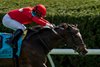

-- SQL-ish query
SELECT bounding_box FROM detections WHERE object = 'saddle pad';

[0,33,22,58]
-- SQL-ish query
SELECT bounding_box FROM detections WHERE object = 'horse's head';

[58,23,88,55]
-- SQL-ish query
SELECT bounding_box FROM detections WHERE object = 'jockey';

[2,4,53,45]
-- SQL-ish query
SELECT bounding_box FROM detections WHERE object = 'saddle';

[0,30,28,58]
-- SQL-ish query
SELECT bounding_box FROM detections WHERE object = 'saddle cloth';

[0,33,22,58]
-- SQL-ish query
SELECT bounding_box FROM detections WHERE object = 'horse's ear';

[75,24,78,27]
[67,24,72,28]
[59,23,76,29]
[62,23,69,29]
[68,24,78,28]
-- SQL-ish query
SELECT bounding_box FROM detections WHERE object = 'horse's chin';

[74,47,88,56]
[75,45,88,55]
[78,48,88,56]
[79,51,87,56]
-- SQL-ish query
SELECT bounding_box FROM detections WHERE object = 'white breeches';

[2,14,26,31]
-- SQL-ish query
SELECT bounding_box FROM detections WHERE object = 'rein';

[28,28,66,53]
[25,27,78,53]
[38,28,68,52]
[37,28,60,53]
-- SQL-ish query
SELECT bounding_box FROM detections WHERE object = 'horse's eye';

[73,28,79,34]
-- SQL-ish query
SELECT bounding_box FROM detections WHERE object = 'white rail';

[47,49,100,67]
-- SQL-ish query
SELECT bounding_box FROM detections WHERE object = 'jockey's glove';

[43,23,54,29]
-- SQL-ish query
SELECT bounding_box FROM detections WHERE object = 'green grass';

[0,0,100,17]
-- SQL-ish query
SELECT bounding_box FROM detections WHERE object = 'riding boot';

[8,29,23,45]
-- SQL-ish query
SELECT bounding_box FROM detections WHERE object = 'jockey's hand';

[43,23,54,29]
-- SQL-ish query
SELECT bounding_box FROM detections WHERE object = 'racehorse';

[0,23,88,67]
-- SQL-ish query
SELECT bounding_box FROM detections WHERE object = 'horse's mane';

[58,23,78,29]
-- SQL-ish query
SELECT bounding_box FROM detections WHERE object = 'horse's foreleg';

[19,53,47,67]
[18,51,33,67]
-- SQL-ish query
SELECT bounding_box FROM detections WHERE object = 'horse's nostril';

[78,48,88,55]
[84,50,88,54]
[81,50,88,55]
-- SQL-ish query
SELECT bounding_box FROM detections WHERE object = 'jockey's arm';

[32,17,53,28]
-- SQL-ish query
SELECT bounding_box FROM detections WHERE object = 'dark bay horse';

[0,23,88,67]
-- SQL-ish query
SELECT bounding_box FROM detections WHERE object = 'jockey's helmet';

[32,4,46,17]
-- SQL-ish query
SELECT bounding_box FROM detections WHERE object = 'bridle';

[66,28,87,55]
[65,26,84,53]
[58,27,78,46]
[52,25,82,52]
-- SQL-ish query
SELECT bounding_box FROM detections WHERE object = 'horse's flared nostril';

[84,49,88,54]
[81,49,88,55]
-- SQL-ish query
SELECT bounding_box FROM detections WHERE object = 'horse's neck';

[26,28,65,50]
[42,28,65,49]
[54,28,66,45]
